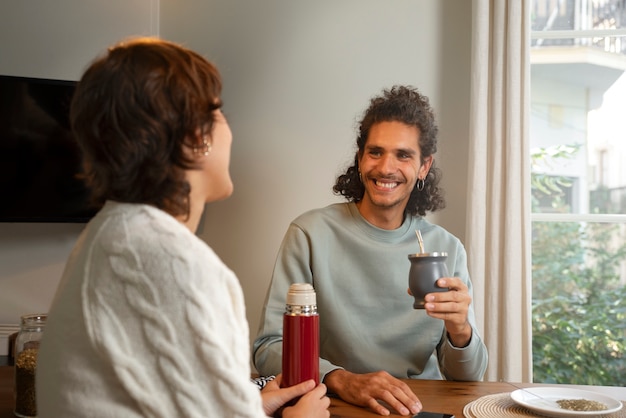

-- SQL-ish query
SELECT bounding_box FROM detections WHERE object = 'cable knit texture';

[37,201,268,417]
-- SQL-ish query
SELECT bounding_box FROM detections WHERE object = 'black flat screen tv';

[0,75,100,222]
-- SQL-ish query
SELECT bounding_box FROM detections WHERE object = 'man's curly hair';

[333,85,445,217]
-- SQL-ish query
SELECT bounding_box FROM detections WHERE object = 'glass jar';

[14,313,47,418]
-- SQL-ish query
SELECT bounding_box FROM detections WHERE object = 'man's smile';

[373,179,401,189]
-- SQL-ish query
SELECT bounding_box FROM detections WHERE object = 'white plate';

[510,387,623,417]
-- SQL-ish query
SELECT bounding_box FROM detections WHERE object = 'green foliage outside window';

[531,146,626,386]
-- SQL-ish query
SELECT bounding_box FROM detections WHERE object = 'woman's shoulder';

[91,202,232,284]
[95,202,204,250]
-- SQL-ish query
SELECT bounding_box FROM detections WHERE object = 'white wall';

[0,0,158,333]
[0,0,158,80]
[159,0,472,348]
[0,1,472,364]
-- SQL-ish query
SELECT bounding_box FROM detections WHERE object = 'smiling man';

[253,86,488,417]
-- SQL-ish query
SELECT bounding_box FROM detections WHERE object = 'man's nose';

[378,154,397,174]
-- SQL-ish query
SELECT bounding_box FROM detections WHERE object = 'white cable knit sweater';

[37,201,268,417]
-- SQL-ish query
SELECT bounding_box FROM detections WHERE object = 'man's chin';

[368,197,408,210]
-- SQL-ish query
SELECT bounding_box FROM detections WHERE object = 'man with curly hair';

[254,85,488,416]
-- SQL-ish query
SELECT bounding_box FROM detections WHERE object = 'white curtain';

[467,0,533,382]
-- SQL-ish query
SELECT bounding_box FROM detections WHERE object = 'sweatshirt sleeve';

[253,223,345,379]
[436,239,488,381]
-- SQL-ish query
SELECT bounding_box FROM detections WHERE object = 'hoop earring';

[193,137,212,156]
[416,178,425,191]
[358,170,362,182]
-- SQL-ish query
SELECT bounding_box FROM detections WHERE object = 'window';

[530,0,626,385]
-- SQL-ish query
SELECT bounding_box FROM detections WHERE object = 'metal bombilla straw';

[416,230,425,254]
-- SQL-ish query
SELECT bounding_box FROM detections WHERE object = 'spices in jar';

[14,314,46,418]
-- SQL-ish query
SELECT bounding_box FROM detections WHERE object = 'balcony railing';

[532,0,626,54]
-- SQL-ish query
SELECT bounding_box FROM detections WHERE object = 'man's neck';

[355,201,405,230]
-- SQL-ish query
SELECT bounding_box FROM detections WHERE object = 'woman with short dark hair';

[37,37,329,418]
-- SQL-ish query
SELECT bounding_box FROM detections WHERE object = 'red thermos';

[281,283,320,387]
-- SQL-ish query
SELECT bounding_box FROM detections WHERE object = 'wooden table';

[329,379,518,417]
[329,380,625,417]
[0,362,624,417]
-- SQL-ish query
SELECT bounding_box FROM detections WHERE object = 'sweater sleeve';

[83,212,269,417]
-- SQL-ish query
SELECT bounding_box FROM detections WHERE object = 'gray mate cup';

[408,252,449,309]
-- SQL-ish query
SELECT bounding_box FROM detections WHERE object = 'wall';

[0,0,158,80]
[0,1,158,337]
[0,1,472,365]
[159,0,472,351]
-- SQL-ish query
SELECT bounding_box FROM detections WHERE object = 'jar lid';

[20,314,47,325]
[286,283,316,306]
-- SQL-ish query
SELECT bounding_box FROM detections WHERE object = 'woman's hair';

[70,37,222,218]
[333,85,445,216]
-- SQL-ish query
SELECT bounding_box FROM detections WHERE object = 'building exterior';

[531,0,626,214]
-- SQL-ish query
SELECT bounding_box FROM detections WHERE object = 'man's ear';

[421,155,434,177]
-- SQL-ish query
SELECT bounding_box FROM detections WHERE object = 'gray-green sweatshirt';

[253,202,488,382]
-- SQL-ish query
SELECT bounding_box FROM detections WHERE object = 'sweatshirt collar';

[347,202,424,243]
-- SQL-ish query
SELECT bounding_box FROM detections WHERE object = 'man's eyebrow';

[365,144,417,155]
[397,148,417,155]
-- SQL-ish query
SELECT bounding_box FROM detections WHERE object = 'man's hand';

[323,369,422,416]
[423,277,473,347]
